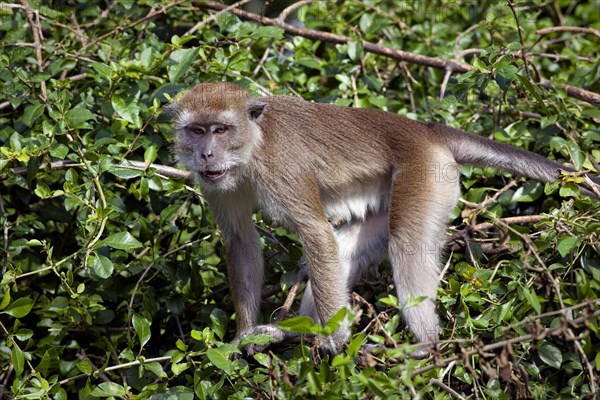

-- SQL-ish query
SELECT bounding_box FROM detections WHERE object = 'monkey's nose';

[201,150,213,160]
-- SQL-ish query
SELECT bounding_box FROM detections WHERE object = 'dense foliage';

[1,1,599,398]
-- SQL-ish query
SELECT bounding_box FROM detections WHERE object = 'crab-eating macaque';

[168,82,600,355]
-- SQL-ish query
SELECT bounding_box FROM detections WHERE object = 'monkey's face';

[169,83,267,191]
[172,111,244,189]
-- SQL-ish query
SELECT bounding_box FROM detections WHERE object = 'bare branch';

[19,0,47,102]
[1,160,190,181]
[411,308,600,377]
[537,26,600,39]
[199,0,472,73]
[185,0,253,36]
[539,78,600,106]
[198,1,600,106]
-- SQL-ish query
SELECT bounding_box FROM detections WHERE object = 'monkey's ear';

[162,102,179,119]
[247,100,266,121]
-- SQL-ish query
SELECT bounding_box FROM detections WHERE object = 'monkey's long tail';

[447,128,565,182]
[443,127,600,196]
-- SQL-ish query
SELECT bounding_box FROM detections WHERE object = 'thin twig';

[2,160,190,181]
[539,78,600,106]
[410,309,600,377]
[536,26,600,39]
[185,0,253,36]
[468,214,546,231]
[440,68,452,99]
[277,0,313,23]
[276,264,308,322]
[19,0,47,102]
[197,1,600,107]
[199,0,472,72]
[430,378,466,400]
[508,1,532,81]
[78,0,189,53]
[58,355,172,385]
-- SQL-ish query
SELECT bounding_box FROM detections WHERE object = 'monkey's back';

[255,96,443,188]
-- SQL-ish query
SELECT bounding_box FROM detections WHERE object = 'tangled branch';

[198,1,600,107]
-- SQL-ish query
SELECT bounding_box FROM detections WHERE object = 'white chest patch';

[321,176,391,222]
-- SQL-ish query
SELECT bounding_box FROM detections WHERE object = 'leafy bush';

[0,1,598,399]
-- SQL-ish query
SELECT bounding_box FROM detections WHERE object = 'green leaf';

[347,39,363,61]
[538,344,562,368]
[511,181,542,202]
[144,361,168,379]
[520,286,541,314]
[169,48,197,83]
[238,333,275,347]
[90,62,112,79]
[92,253,114,279]
[171,361,190,376]
[144,145,158,165]
[100,232,143,252]
[345,333,365,357]
[472,57,489,72]
[507,41,523,51]
[278,316,320,334]
[49,143,69,159]
[111,96,140,125]
[359,13,374,33]
[22,103,45,127]
[156,386,195,400]
[92,382,126,397]
[209,308,228,340]
[206,348,233,374]
[559,182,580,197]
[324,307,348,335]
[557,236,580,257]
[34,182,52,199]
[12,345,25,376]
[132,312,151,350]
[77,359,93,374]
[37,348,59,375]
[108,166,144,180]
[250,26,284,39]
[2,297,34,318]
[14,329,34,341]
[516,74,548,114]
[0,290,10,310]
[65,107,96,129]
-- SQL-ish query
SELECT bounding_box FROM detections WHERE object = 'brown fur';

[170,82,599,354]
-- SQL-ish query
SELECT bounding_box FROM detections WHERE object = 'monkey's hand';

[235,324,297,356]
[315,324,351,356]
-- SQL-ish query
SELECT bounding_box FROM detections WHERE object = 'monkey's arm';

[205,189,264,340]
[223,223,264,340]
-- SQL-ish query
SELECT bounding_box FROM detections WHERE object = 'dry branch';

[536,26,600,39]
[410,308,600,377]
[1,160,190,181]
[199,0,472,72]
[198,1,600,107]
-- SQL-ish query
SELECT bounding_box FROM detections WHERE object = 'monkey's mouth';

[200,169,227,182]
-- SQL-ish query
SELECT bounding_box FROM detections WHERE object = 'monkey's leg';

[387,156,460,349]
[299,210,389,322]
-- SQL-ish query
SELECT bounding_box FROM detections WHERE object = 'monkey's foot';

[314,326,350,356]
[409,345,431,360]
[357,343,431,361]
[237,324,297,356]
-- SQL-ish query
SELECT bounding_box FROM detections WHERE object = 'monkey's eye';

[188,126,205,135]
[213,125,228,134]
